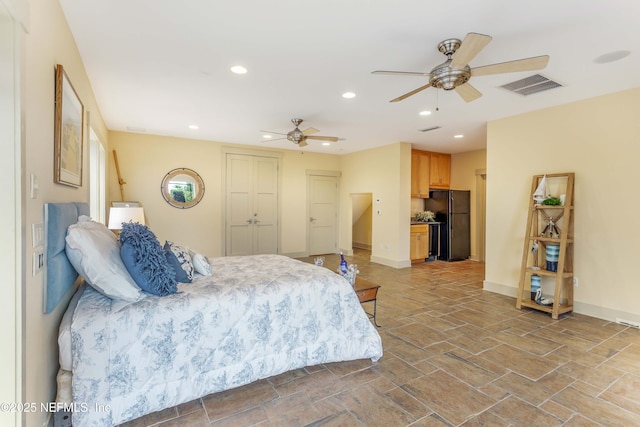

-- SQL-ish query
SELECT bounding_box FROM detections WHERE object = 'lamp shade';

[108,207,145,230]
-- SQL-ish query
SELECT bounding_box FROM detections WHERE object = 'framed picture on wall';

[54,64,84,187]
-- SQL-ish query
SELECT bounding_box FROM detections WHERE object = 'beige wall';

[108,131,341,257]
[21,0,109,425]
[485,87,640,322]
[340,142,412,267]
[110,134,414,268]
[451,150,487,261]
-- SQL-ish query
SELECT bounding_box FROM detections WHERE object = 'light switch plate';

[30,173,39,199]
[32,223,44,247]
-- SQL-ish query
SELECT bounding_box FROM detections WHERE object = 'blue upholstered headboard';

[43,202,89,313]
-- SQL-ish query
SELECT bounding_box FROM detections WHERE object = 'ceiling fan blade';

[259,130,288,136]
[302,127,319,135]
[450,32,492,68]
[455,82,482,103]
[390,82,433,103]
[298,139,308,148]
[372,70,431,77]
[471,55,550,76]
[262,137,287,143]
[306,135,339,142]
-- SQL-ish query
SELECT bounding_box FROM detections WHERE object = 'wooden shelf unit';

[516,173,575,319]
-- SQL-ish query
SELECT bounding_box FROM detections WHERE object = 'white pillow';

[65,216,145,302]
[189,249,212,276]
[58,284,86,371]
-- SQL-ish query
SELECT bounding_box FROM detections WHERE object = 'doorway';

[307,172,340,256]
[351,193,372,251]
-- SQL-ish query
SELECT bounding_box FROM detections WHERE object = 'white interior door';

[308,175,339,255]
[226,154,279,256]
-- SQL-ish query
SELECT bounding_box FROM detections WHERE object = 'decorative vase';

[546,244,559,272]
[531,274,541,301]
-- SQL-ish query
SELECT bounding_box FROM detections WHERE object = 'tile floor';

[120,250,640,426]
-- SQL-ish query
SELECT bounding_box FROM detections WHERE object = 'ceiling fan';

[261,118,340,147]
[372,32,549,103]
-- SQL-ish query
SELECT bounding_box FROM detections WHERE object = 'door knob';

[310,217,316,222]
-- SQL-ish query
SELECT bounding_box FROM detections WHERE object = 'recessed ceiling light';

[594,50,631,64]
[262,134,272,139]
[230,65,248,74]
[342,92,356,99]
[454,134,464,139]
[419,110,432,116]
[322,142,331,146]
[188,125,199,130]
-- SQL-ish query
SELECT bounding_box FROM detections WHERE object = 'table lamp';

[108,207,145,232]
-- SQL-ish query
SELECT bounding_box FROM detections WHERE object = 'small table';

[354,277,381,327]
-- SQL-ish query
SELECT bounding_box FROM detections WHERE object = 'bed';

[47,203,383,427]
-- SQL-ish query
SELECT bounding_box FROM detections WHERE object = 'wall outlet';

[33,248,44,276]
[573,277,578,287]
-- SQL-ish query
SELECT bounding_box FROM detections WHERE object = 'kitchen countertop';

[411,221,441,225]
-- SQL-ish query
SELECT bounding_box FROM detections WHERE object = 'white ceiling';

[59,0,640,155]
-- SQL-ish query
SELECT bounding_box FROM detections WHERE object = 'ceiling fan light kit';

[373,32,550,103]
[261,118,340,148]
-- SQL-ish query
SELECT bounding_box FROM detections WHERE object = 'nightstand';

[354,277,381,327]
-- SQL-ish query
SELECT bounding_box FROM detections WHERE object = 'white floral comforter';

[70,254,383,426]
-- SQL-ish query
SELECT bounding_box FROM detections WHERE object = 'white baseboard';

[369,255,411,269]
[282,252,308,259]
[352,242,372,250]
[483,280,640,323]
[482,280,518,297]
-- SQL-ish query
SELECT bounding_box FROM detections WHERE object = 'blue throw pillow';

[119,222,177,296]
[164,241,194,283]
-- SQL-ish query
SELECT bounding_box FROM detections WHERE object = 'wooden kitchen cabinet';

[429,152,451,189]
[411,150,430,198]
[412,150,451,196]
[410,224,429,263]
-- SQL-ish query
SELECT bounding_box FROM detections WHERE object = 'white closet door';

[226,154,279,256]
[253,156,278,254]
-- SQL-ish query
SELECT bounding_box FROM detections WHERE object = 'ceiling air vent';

[500,74,562,96]
[418,126,441,132]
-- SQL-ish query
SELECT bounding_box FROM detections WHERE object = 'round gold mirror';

[161,168,205,209]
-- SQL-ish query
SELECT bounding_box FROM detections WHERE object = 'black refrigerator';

[425,190,470,261]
